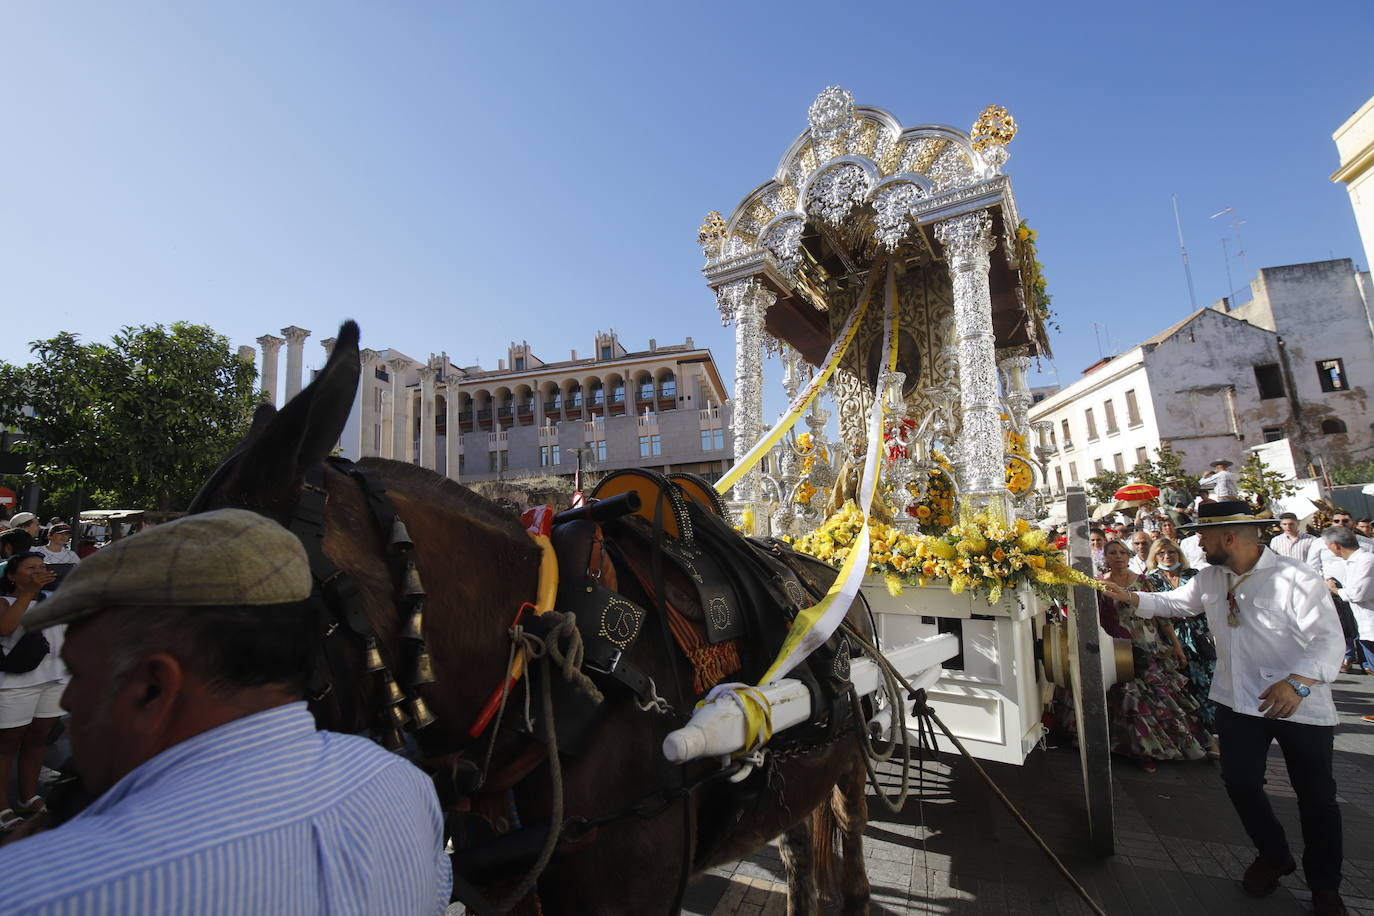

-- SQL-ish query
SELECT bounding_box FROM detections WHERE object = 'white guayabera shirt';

[1133,548,1345,726]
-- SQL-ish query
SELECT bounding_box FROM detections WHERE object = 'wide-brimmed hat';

[1208,459,1234,468]
[22,508,312,631]
[1180,499,1265,530]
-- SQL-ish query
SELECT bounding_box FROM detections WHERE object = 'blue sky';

[2,2,1371,398]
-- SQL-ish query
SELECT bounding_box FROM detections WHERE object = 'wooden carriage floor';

[681,670,1374,916]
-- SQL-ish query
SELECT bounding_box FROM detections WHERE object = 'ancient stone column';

[281,326,311,401]
[934,210,1003,504]
[418,365,437,470]
[717,278,776,520]
[445,383,462,479]
[256,334,284,405]
[359,348,380,457]
[320,337,337,360]
[237,345,256,365]
[388,357,414,462]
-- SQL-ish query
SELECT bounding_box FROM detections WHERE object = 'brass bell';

[382,673,406,707]
[401,562,426,599]
[365,638,385,672]
[402,608,425,641]
[381,728,403,750]
[387,702,411,729]
[411,649,437,686]
[389,517,413,551]
[410,696,437,729]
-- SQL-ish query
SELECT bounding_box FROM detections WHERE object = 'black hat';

[1180,499,1264,530]
[1209,459,1234,468]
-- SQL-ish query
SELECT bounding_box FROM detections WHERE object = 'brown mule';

[189,321,875,914]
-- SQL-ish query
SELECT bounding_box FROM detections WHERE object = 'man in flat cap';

[0,509,452,914]
[1104,500,1347,914]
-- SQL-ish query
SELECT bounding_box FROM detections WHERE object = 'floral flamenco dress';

[1098,574,1209,763]
[1144,567,1217,734]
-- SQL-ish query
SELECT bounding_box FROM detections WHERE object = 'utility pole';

[1172,194,1198,310]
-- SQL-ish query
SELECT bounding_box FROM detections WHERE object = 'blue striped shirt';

[0,703,452,914]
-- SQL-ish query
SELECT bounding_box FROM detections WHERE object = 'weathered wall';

[1230,259,1374,463]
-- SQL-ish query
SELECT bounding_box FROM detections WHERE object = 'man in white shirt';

[1311,510,1372,674]
[1127,530,1152,575]
[1269,513,1317,568]
[1180,531,1209,570]
[1199,459,1240,500]
[1103,500,1346,913]
[1324,526,1374,677]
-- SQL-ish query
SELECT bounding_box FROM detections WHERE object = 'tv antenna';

[1172,194,1198,310]
[1210,207,1250,281]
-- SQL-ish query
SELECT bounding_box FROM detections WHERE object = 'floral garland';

[791,501,1099,605]
[794,432,826,506]
[1016,220,1052,321]
[1005,426,1033,495]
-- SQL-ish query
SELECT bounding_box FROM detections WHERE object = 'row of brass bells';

[411,649,437,687]
[402,605,425,641]
[389,517,414,553]
[365,637,385,672]
[401,562,426,600]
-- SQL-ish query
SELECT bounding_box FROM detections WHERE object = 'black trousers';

[1216,704,1342,892]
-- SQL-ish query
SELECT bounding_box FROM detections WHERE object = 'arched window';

[1321,418,1347,435]
[568,383,582,407]
[638,376,654,400]
[611,379,625,404]
[589,382,604,406]
[659,372,676,399]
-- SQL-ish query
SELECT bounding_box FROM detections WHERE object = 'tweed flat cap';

[23,508,312,631]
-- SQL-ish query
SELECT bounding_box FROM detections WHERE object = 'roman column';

[388,356,414,462]
[359,348,380,457]
[256,334,284,405]
[445,382,462,479]
[418,365,438,470]
[281,326,311,401]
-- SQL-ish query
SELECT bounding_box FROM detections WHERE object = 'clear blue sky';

[3,1,1371,396]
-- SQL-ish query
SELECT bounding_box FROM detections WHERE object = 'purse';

[0,631,51,674]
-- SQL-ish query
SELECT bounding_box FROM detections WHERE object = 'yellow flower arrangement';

[792,501,1100,604]
[792,433,827,506]
[1004,426,1034,495]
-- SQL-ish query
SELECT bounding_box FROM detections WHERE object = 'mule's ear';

[233,321,362,505]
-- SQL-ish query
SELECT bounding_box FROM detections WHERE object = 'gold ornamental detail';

[698,210,728,246]
[971,105,1017,152]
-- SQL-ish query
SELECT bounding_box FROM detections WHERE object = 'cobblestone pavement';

[685,670,1374,915]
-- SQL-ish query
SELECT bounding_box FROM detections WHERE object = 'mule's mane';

[357,457,529,541]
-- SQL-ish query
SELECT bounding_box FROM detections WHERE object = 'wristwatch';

[1283,676,1311,698]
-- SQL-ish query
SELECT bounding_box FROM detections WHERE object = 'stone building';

[1031,258,1374,503]
[247,328,734,484]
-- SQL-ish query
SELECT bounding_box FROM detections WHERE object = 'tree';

[1329,460,1374,486]
[0,323,259,513]
[1126,442,1200,494]
[1238,452,1296,516]
[1084,469,1128,505]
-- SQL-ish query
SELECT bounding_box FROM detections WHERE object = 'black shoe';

[1242,854,1296,896]
[1313,891,1348,915]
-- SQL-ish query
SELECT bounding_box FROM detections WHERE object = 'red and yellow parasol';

[1113,483,1160,504]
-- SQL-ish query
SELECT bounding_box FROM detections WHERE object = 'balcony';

[543,401,561,414]
[487,430,508,450]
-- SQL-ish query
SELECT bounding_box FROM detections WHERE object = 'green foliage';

[1085,470,1128,505]
[1238,452,1296,515]
[1330,460,1374,486]
[0,323,258,512]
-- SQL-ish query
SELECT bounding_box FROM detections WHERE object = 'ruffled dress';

[1098,574,1209,762]
[1144,567,1217,733]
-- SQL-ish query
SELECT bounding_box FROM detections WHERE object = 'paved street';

[686,670,1374,915]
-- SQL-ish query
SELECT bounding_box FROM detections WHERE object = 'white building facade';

[1333,93,1374,274]
[1031,308,1297,504]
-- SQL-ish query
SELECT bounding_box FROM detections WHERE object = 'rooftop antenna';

[1211,206,1250,280]
[1172,193,1198,310]
[1092,322,1109,358]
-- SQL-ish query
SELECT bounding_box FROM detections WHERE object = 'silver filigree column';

[719,278,776,517]
[934,210,1003,505]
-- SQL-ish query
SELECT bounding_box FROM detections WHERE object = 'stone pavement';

[685,670,1374,915]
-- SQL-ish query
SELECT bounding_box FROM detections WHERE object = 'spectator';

[0,509,452,913]
[34,524,80,567]
[1310,511,1369,673]
[1089,527,1107,573]
[1199,460,1240,500]
[1158,516,1181,544]
[1135,500,1164,535]
[1271,513,1318,568]
[1145,538,1219,755]
[6,513,40,542]
[1359,519,1374,539]
[1160,476,1193,524]
[1324,526,1374,678]
[1104,501,1346,912]
[0,530,35,561]
[0,552,62,832]
[1180,527,1209,571]
[1128,530,1153,575]
[1097,540,1210,773]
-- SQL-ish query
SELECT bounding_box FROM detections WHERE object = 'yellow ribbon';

[757,262,901,686]
[715,261,884,496]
